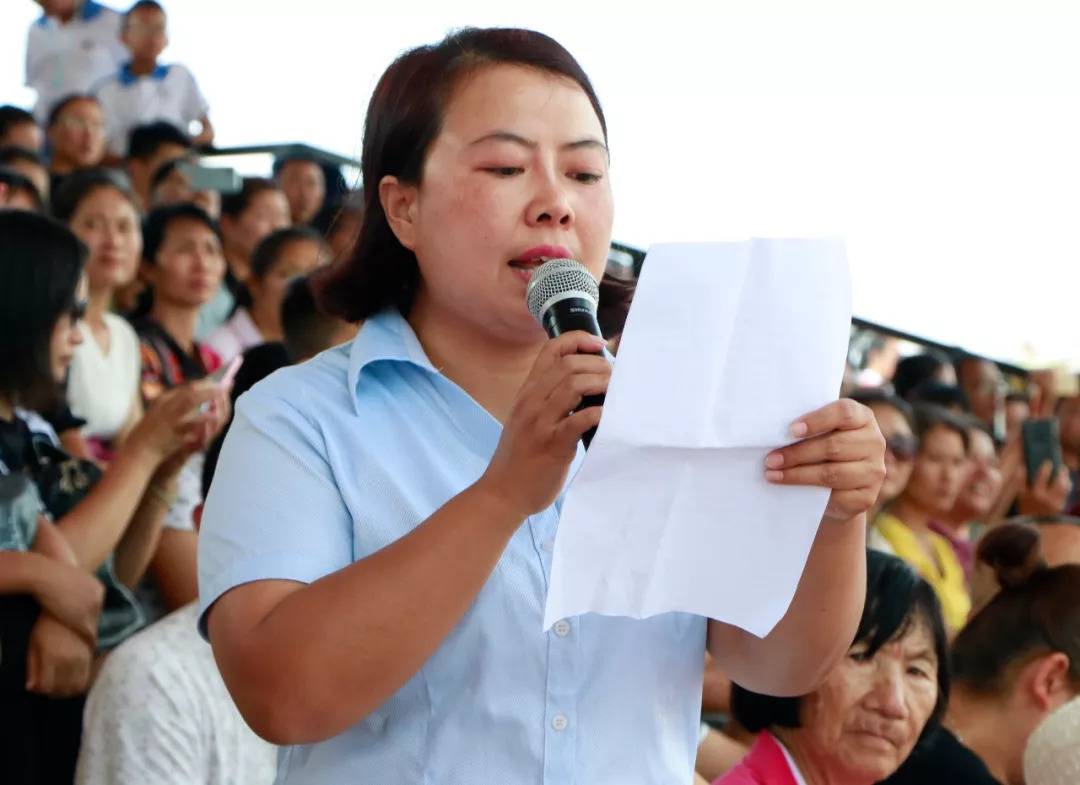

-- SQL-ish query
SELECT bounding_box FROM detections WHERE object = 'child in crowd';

[25,0,128,124]
[0,105,44,151]
[95,1,213,159]
[46,94,108,193]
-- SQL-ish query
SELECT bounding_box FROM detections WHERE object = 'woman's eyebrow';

[469,130,608,153]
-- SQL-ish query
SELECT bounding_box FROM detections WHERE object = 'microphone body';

[527,261,606,449]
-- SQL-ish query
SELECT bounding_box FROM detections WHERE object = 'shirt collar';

[38,0,104,26]
[118,62,171,86]
[346,309,438,412]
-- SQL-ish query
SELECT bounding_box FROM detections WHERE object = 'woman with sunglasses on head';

[196,28,886,783]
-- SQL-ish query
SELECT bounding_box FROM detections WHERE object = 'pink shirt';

[715,733,802,785]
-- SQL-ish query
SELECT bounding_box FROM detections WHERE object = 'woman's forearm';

[0,550,53,595]
[708,514,866,696]
[209,480,525,745]
[112,485,172,589]
[52,439,161,572]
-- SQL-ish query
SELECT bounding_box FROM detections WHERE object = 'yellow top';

[873,513,971,633]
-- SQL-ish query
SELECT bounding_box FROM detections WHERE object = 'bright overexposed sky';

[3,0,1079,367]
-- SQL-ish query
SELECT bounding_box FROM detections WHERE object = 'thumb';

[1034,460,1053,489]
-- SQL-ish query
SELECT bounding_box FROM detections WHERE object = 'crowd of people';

[2,4,1080,785]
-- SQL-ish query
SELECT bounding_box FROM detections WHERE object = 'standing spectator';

[196,178,290,338]
[0,146,50,205]
[205,227,327,364]
[52,170,143,462]
[124,120,192,208]
[136,204,225,405]
[46,94,107,193]
[0,105,44,151]
[24,0,128,124]
[274,154,325,227]
[74,437,277,785]
[95,1,213,160]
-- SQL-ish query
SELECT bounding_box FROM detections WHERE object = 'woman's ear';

[379,175,419,251]
[1026,652,1073,711]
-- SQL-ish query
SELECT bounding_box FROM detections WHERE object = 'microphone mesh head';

[526,259,600,322]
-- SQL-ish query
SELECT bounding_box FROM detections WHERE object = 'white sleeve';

[181,65,210,120]
[25,24,44,89]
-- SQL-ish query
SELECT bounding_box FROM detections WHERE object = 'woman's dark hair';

[0,167,45,213]
[315,27,608,322]
[47,94,99,129]
[250,226,323,280]
[912,402,971,454]
[0,211,86,410]
[850,387,916,429]
[150,158,183,191]
[893,351,955,400]
[0,105,36,139]
[51,167,139,223]
[220,178,282,219]
[910,381,972,413]
[143,203,221,265]
[954,522,1080,694]
[127,121,192,162]
[731,550,949,738]
[0,145,44,169]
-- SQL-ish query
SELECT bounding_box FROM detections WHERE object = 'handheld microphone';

[526,259,605,449]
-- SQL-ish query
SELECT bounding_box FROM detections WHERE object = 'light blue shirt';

[197,309,707,785]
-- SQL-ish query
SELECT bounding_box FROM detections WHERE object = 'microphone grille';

[526,259,600,322]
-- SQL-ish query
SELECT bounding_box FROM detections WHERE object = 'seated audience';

[52,170,144,462]
[1024,695,1080,785]
[274,153,326,227]
[197,177,290,338]
[206,227,328,363]
[884,522,1080,785]
[75,436,277,785]
[149,157,219,217]
[125,120,193,208]
[871,404,972,633]
[0,167,46,212]
[25,0,127,124]
[136,203,226,405]
[0,105,44,150]
[95,1,213,159]
[0,145,50,204]
[716,550,948,785]
[850,389,918,523]
[892,350,957,401]
[0,209,224,783]
[956,354,1005,427]
[46,94,108,193]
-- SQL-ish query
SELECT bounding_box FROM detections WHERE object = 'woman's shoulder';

[234,343,353,422]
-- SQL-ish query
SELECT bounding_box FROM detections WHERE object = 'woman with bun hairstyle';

[884,521,1080,785]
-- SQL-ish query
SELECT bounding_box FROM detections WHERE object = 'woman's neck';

[888,495,936,534]
[86,284,113,350]
[408,298,543,423]
[247,303,280,343]
[773,728,864,785]
[151,302,200,355]
[948,690,1015,784]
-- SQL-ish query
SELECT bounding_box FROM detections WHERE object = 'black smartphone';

[1021,418,1063,485]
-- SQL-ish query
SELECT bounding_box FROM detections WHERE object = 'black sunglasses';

[886,434,920,461]
[68,299,88,325]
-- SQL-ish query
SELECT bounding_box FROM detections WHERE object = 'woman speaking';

[197,27,886,783]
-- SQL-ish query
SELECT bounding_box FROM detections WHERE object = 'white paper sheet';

[543,238,853,637]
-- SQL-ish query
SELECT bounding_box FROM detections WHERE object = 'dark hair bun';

[976,522,1045,588]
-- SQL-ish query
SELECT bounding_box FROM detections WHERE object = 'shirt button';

[552,714,569,731]
[541,540,555,554]
[553,620,572,637]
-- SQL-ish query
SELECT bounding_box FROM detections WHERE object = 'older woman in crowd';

[885,522,1080,785]
[715,549,949,785]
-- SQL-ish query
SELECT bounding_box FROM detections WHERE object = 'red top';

[714,733,800,785]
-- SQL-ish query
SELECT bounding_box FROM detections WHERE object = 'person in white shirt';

[95,1,213,159]
[25,0,128,124]
[52,169,143,463]
[205,227,328,364]
[75,440,277,785]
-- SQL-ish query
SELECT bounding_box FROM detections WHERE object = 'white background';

[3,0,1079,367]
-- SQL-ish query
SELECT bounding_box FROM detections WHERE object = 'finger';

[553,403,604,444]
[526,353,611,403]
[545,373,611,416]
[790,398,871,439]
[1034,460,1053,489]
[531,332,608,376]
[766,430,868,470]
[766,460,871,490]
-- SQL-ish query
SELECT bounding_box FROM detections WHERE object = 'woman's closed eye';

[569,171,603,183]
[484,166,524,177]
[849,648,873,663]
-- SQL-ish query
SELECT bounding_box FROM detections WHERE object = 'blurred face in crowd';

[1059,397,1080,457]
[959,359,1003,425]
[37,0,78,19]
[388,64,613,343]
[48,99,106,172]
[1,120,44,152]
[250,237,326,332]
[151,167,220,219]
[0,182,40,211]
[222,189,291,265]
[49,276,88,382]
[953,427,1003,521]
[129,143,190,203]
[278,159,326,226]
[69,186,142,295]
[785,620,939,783]
[123,7,168,64]
[7,158,49,203]
[869,403,917,507]
[1005,397,1030,444]
[902,425,969,516]
[147,217,226,310]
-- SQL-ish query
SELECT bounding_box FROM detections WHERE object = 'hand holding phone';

[1021,418,1063,486]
